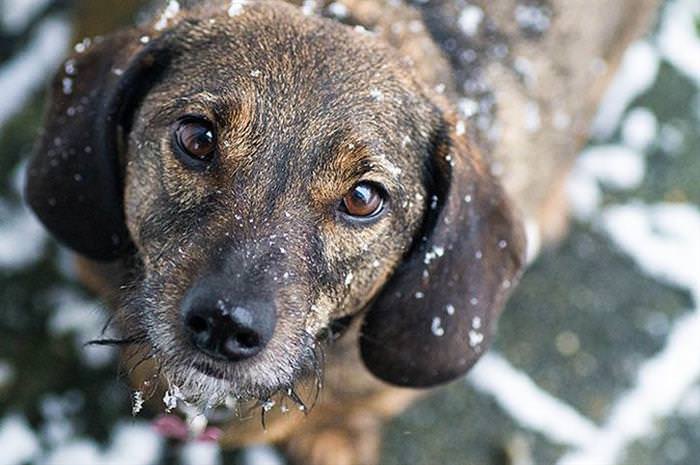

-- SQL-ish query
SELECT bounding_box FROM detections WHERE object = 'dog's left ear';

[360,116,526,387]
[25,29,174,260]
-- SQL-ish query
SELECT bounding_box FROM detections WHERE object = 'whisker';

[84,336,143,347]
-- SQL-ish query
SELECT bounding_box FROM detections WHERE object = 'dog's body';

[26,0,658,464]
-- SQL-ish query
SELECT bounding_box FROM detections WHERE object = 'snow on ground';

[590,41,659,140]
[239,446,284,465]
[0,201,47,270]
[468,353,599,448]
[47,288,117,368]
[556,203,700,465]
[658,0,700,86]
[0,16,71,127]
[0,0,52,33]
[0,1,699,464]
[0,415,40,465]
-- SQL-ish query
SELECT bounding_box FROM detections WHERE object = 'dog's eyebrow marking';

[162,92,236,120]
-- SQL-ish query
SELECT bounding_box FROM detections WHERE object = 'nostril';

[186,314,209,335]
[233,329,260,350]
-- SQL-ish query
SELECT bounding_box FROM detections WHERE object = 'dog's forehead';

[147,9,437,176]
[162,5,429,116]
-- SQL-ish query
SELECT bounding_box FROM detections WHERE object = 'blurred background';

[0,0,699,464]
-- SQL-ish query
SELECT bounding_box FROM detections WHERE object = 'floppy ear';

[360,117,526,387]
[25,29,173,260]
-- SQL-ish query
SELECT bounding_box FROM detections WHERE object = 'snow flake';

[370,88,384,101]
[327,2,348,18]
[62,77,73,95]
[155,0,180,31]
[132,391,144,415]
[423,245,445,265]
[228,0,248,17]
[458,5,484,37]
[262,399,275,412]
[468,329,484,348]
[431,317,445,336]
[472,316,482,329]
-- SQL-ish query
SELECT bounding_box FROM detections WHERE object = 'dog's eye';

[340,182,385,219]
[173,118,216,165]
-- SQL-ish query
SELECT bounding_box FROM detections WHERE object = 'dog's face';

[26,1,525,406]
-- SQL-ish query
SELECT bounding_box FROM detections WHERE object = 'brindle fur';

[26,0,658,463]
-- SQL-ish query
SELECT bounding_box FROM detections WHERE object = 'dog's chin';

[154,343,321,410]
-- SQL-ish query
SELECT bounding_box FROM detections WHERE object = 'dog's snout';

[182,289,276,362]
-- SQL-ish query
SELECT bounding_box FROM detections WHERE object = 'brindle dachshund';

[26,0,530,463]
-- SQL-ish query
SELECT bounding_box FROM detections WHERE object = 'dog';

[24,0,657,463]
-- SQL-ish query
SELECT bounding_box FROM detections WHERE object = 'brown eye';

[173,118,216,166]
[341,182,385,219]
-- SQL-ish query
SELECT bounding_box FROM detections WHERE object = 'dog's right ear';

[25,29,174,260]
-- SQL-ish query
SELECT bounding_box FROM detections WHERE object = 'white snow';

[0,0,51,33]
[47,288,116,367]
[228,0,248,17]
[103,422,163,465]
[0,16,71,128]
[600,203,700,296]
[457,6,484,37]
[576,146,646,191]
[240,446,285,465]
[558,312,700,465]
[657,0,700,86]
[557,203,700,465]
[514,4,550,33]
[621,107,658,151]
[154,0,180,31]
[567,145,646,220]
[41,422,161,465]
[0,202,48,270]
[0,415,40,465]
[591,41,660,139]
[181,442,221,465]
[468,353,599,448]
[431,316,445,336]
[42,440,102,465]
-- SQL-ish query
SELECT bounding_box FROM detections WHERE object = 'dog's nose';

[182,294,275,361]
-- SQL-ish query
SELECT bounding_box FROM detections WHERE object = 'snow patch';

[558,203,700,465]
[468,353,599,448]
[47,288,116,367]
[621,107,658,151]
[240,446,284,465]
[591,41,659,139]
[0,17,71,128]
[181,442,221,465]
[0,202,48,270]
[457,6,484,37]
[567,145,645,220]
[0,415,40,465]
[657,0,700,86]
[1,0,51,33]
[600,203,700,296]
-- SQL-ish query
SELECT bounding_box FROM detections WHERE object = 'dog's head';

[26,0,525,405]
